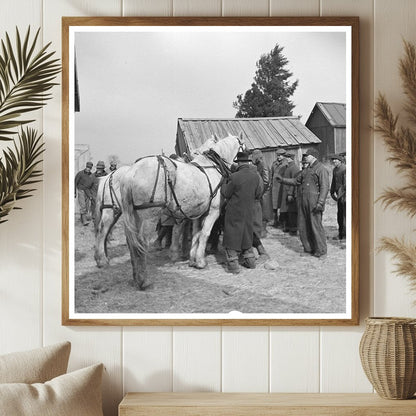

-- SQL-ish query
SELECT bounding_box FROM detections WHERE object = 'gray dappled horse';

[94,135,220,268]
[120,133,244,290]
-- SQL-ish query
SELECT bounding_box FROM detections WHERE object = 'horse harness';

[100,171,122,220]
[132,151,231,221]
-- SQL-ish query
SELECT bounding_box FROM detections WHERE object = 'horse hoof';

[95,258,109,268]
[131,281,151,291]
[195,260,207,269]
[136,280,153,291]
[142,282,153,290]
[188,260,196,268]
[169,251,180,263]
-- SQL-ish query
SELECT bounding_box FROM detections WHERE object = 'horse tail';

[122,183,147,258]
[94,177,107,233]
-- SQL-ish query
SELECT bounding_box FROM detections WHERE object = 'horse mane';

[202,149,231,177]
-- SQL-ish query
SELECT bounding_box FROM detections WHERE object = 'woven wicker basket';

[359,317,416,399]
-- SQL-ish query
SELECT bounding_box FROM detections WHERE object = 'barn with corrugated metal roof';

[175,117,321,168]
[305,102,346,159]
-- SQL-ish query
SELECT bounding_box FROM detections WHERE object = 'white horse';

[120,133,244,290]
[93,135,220,268]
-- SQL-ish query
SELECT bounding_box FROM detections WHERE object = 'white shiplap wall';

[1,1,416,415]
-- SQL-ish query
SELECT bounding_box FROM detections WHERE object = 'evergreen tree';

[233,44,298,118]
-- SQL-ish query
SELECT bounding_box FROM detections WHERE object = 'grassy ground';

[74,197,346,314]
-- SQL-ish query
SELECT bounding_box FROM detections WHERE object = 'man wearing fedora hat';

[221,150,263,274]
[277,147,330,258]
[94,160,107,177]
[74,161,95,226]
[279,151,300,235]
[90,160,108,222]
[330,153,346,240]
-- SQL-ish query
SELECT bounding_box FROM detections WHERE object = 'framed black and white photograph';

[62,17,359,326]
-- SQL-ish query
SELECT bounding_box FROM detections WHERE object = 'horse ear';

[239,132,244,142]
[213,133,219,142]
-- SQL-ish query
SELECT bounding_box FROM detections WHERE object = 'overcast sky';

[74,28,347,165]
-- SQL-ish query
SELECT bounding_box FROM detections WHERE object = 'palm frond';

[0,27,61,141]
[0,127,44,223]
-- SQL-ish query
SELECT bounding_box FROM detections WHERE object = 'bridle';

[125,135,246,221]
[237,135,246,153]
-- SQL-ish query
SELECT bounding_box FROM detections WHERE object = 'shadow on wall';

[102,365,123,416]
[123,368,217,393]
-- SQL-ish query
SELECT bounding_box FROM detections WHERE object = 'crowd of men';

[154,146,346,275]
[74,159,117,225]
[220,147,346,274]
[75,147,346,276]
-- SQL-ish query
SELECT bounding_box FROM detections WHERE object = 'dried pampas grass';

[378,237,416,293]
[376,40,416,291]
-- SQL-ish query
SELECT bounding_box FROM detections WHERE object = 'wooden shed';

[305,102,346,159]
[175,117,321,169]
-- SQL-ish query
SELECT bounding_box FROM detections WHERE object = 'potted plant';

[359,40,416,400]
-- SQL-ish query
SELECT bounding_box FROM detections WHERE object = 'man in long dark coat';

[251,149,270,259]
[252,149,270,238]
[277,148,330,258]
[279,151,300,235]
[330,153,346,240]
[221,151,263,274]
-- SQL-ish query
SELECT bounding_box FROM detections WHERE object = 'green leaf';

[0,27,58,223]
[0,27,60,143]
[15,27,23,74]
[0,127,45,222]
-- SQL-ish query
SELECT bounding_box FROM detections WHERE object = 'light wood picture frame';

[62,16,359,326]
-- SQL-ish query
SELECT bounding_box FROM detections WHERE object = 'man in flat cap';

[221,150,263,274]
[251,149,270,238]
[74,161,95,226]
[279,151,300,235]
[277,147,330,258]
[330,153,346,240]
[271,148,288,228]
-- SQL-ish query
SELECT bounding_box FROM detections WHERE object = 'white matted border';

[63,18,357,325]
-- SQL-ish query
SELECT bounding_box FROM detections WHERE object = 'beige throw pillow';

[0,363,104,416]
[0,341,71,384]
